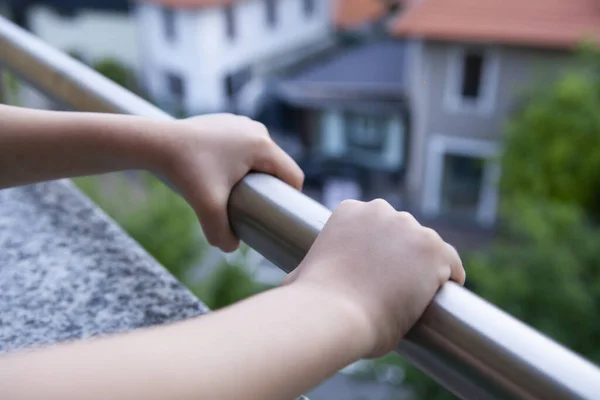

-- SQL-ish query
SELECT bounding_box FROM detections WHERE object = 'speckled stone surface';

[0,180,208,353]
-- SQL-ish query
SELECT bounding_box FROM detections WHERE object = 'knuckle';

[252,121,270,136]
[370,198,388,207]
[396,211,416,225]
[252,131,272,148]
[204,194,225,215]
[422,227,442,244]
[369,198,393,213]
[338,199,362,212]
[418,227,443,252]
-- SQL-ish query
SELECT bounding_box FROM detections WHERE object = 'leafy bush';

[192,247,274,310]
[93,58,137,92]
[1,70,21,105]
[501,47,600,218]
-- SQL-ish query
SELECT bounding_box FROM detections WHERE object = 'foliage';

[1,70,21,105]
[468,201,600,362]
[93,58,137,92]
[74,172,204,281]
[192,247,274,310]
[500,47,600,218]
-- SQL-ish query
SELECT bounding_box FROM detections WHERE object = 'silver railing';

[1,17,600,400]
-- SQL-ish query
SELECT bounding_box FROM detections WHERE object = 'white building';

[132,0,334,115]
[21,2,139,70]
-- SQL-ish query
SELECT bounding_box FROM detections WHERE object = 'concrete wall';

[406,39,575,224]
[137,0,332,113]
[28,5,139,70]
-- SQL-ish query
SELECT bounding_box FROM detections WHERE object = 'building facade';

[394,0,599,226]
[5,0,139,70]
[133,0,333,114]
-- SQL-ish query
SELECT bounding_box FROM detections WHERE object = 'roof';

[275,40,408,111]
[132,0,237,8]
[334,0,389,29]
[335,0,407,29]
[392,0,600,49]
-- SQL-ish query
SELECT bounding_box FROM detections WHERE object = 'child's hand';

[283,199,465,358]
[158,114,304,252]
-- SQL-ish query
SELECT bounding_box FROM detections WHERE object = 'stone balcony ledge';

[0,180,207,353]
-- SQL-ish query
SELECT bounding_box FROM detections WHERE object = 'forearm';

[0,105,167,188]
[0,283,371,400]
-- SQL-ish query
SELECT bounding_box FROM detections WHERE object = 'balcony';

[1,16,600,400]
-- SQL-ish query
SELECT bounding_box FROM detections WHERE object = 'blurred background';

[1,0,600,399]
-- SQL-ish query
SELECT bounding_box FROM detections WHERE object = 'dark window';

[303,0,315,16]
[224,67,252,98]
[224,5,236,40]
[225,75,235,98]
[461,50,484,99]
[166,72,185,103]
[265,0,277,28]
[163,7,176,42]
[441,154,484,217]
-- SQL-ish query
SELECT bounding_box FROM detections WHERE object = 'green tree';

[501,47,600,217]
[469,201,600,361]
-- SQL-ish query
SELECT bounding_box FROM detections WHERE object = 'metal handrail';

[1,16,599,400]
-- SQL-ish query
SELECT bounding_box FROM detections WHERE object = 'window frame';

[443,45,500,116]
[422,134,500,226]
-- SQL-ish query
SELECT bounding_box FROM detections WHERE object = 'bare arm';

[0,105,304,251]
[0,104,166,188]
[0,284,368,400]
[0,200,465,400]
[0,105,465,399]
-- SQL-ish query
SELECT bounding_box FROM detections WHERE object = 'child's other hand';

[159,114,304,252]
[283,200,465,358]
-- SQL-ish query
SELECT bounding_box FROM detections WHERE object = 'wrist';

[284,281,377,360]
[76,113,175,174]
[126,118,182,175]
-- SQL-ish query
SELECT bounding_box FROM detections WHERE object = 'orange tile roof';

[133,0,237,8]
[392,0,600,49]
[334,0,388,28]
[335,0,407,29]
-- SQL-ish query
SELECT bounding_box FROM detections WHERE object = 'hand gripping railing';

[2,16,600,400]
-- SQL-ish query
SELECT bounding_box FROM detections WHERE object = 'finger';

[445,243,465,285]
[254,142,305,190]
[192,187,240,253]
